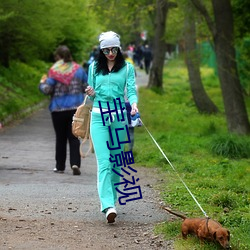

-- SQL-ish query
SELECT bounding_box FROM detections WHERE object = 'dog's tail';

[161,206,187,220]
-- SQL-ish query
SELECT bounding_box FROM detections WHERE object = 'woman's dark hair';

[54,45,73,63]
[95,48,126,75]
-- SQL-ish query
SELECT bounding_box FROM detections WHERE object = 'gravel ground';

[0,71,175,250]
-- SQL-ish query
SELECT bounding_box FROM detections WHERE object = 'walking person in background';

[85,31,138,223]
[134,44,144,69]
[39,45,88,175]
[143,44,152,74]
[85,46,100,72]
[88,46,99,65]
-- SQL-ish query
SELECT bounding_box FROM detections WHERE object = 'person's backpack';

[72,95,94,158]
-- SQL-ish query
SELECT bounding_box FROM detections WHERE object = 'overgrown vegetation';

[0,0,99,67]
[0,60,49,123]
[210,134,250,159]
[134,58,250,250]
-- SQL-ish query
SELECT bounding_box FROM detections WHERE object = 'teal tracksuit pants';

[90,110,128,212]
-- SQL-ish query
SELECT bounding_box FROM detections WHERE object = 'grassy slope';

[134,59,250,250]
[0,60,50,123]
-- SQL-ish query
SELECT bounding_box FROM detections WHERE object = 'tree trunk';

[147,0,169,89]
[184,4,218,114]
[191,0,250,134]
[212,0,250,134]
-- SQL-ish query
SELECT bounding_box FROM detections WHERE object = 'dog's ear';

[227,230,230,240]
[213,231,217,240]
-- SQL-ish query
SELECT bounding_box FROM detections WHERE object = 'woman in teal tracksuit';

[86,31,138,223]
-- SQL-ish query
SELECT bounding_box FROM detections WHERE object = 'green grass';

[0,60,50,123]
[134,58,250,250]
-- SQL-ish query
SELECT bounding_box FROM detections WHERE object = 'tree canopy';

[0,0,99,66]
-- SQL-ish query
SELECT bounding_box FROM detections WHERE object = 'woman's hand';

[85,86,95,97]
[131,103,138,116]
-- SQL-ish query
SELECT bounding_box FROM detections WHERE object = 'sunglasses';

[102,47,119,55]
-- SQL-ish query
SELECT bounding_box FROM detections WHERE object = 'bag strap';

[79,113,94,158]
[92,61,95,89]
[126,62,129,89]
[83,94,88,105]
[126,62,129,81]
[124,62,129,101]
[79,97,93,158]
[79,136,94,158]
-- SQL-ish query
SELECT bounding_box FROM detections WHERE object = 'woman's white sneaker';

[105,208,117,223]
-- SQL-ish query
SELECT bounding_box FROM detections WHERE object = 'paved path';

[0,68,154,223]
[0,70,172,249]
[135,68,149,88]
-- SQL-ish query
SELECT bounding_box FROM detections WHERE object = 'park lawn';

[134,58,250,250]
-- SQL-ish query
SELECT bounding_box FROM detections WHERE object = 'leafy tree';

[0,0,57,66]
[148,0,177,89]
[164,1,184,44]
[191,0,250,134]
[183,1,218,114]
[232,0,250,40]
[0,0,99,67]
[91,0,155,47]
[232,0,250,95]
[53,1,99,62]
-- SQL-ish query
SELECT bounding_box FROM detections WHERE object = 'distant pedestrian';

[134,45,144,69]
[39,45,88,175]
[143,44,152,74]
[86,46,99,70]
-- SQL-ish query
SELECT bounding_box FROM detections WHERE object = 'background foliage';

[0,0,99,65]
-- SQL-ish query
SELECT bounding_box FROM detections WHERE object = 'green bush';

[0,60,49,122]
[210,135,250,159]
[210,191,237,209]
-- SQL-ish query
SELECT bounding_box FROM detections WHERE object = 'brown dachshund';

[162,207,231,249]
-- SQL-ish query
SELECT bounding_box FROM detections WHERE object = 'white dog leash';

[139,118,209,218]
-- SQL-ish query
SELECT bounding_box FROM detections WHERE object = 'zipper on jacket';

[108,72,111,99]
